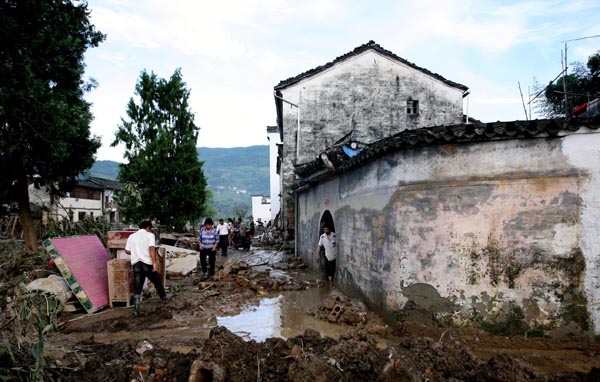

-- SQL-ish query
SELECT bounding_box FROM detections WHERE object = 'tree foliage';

[113,69,207,230]
[0,0,104,251]
[535,50,600,117]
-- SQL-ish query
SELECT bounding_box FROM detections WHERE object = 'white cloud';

[84,0,600,160]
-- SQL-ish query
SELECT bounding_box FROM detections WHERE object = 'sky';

[84,0,600,161]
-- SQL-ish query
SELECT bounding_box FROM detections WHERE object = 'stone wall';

[296,132,600,334]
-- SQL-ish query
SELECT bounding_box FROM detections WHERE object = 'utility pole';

[562,43,569,117]
[560,34,600,117]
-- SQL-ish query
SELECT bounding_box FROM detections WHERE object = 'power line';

[561,34,600,43]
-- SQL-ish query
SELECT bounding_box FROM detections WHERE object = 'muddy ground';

[2,243,600,382]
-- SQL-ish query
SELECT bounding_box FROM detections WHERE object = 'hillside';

[90,146,270,218]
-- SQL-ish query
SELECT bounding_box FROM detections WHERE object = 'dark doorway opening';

[319,210,335,234]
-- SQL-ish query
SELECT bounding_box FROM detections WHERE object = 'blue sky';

[84,0,600,161]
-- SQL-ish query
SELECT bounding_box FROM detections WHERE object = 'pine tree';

[112,69,207,230]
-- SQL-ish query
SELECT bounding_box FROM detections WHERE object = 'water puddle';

[216,287,348,342]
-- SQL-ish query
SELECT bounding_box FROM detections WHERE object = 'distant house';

[251,195,271,225]
[29,176,123,224]
[273,40,468,236]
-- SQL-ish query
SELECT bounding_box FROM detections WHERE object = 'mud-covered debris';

[135,339,154,355]
[328,303,344,323]
[26,274,73,303]
[470,353,537,382]
[271,262,289,270]
[310,290,371,327]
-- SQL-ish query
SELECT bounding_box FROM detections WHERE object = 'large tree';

[0,0,104,251]
[536,50,600,117]
[112,69,207,230]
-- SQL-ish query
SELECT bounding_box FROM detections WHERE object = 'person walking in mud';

[216,218,229,256]
[198,218,219,280]
[227,218,234,248]
[125,220,168,315]
[248,216,255,238]
[317,225,337,288]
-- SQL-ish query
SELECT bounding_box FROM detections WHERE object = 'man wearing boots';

[125,220,168,315]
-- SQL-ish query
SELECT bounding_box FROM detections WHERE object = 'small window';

[407,100,419,115]
[78,212,86,221]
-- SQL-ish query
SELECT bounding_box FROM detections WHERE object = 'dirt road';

[3,245,600,381]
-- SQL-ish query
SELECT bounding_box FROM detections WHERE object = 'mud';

[2,243,600,381]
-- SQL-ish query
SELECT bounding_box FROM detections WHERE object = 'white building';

[266,125,281,221]
[251,195,271,225]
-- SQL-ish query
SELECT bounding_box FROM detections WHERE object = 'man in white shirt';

[216,218,229,256]
[316,225,337,288]
[125,220,167,315]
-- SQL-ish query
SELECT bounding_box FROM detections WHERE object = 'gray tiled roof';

[294,117,600,186]
[274,40,468,91]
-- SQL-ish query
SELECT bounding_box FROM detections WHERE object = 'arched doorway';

[319,210,335,234]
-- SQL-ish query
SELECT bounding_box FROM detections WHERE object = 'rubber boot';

[133,294,141,315]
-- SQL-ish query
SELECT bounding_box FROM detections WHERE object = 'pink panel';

[51,235,111,311]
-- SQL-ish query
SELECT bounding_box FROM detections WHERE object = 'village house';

[29,176,123,225]
[251,195,271,226]
[274,41,600,334]
[274,40,469,237]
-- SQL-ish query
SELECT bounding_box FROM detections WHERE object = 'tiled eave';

[275,40,468,92]
[292,117,600,191]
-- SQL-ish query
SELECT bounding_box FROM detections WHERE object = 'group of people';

[124,218,337,315]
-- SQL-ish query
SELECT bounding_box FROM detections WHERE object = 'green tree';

[0,0,104,252]
[231,203,249,220]
[112,69,207,231]
[535,51,600,117]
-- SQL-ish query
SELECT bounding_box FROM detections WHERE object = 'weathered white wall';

[267,127,281,221]
[279,49,465,235]
[561,131,600,333]
[297,131,600,334]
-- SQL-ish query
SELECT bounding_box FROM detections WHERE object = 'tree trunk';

[16,177,38,253]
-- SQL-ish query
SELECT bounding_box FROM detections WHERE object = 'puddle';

[217,297,283,341]
[217,288,349,342]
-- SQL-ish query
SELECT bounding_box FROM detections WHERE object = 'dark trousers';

[200,248,216,276]
[219,235,228,256]
[325,259,336,280]
[133,261,166,297]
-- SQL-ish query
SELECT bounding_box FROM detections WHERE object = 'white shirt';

[318,232,337,261]
[216,223,229,235]
[125,229,156,266]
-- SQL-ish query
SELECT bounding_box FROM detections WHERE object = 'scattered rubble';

[2,240,600,382]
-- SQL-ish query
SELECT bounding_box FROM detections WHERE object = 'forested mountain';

[90,145,270,218]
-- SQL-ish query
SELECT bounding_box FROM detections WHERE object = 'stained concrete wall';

[279,49,465,234]
[296,131,600,334]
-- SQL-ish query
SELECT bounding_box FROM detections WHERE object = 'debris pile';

[51,326,600,382]
[308,290,376,327]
